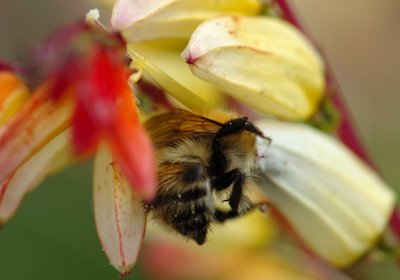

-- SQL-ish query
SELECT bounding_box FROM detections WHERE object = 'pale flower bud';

[182,16,325,120]
[254,120,396,267]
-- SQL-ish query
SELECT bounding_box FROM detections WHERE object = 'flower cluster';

[0,0,396,277]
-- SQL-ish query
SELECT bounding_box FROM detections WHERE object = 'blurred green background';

[1,0,399,279]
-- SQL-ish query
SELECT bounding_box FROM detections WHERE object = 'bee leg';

[215,169,244,210]
[214,202,269,223]
[212,168,239,191]
[227,171,244,211]
[214,171,245,223]
[214,209,240,222]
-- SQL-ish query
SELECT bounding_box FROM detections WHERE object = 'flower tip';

[119,270,132,278]
[185,54,196,65]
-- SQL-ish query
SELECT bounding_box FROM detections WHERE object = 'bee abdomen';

[183,162,205,183]
[152,187,208,207]
[172,206,211,245]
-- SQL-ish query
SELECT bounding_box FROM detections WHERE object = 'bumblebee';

[144,109,269,245]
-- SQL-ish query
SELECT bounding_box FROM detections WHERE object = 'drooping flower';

[0,23,156,198]
[0,21,155,275]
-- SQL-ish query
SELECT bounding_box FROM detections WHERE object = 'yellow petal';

[205,210,275,251]
[0,71,30,125]
[128,43,219,113]
[93,146,146,275]
[112,0,262,41]
[129,40,225,108]
[182,16,325,120]
[0,83,73,183]
[254,120,396,267]
[0,129,73,223]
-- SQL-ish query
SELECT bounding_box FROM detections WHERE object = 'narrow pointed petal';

[72,47,156,200]
[0,85,72,181]
[93,147,146,275]
[0,129,73,223]
[0,84,74,182]
[254,120,396,267]
[112,0,262,41]
[0,71,30,125]
[107,115,156,200]
[183,16,325,120]
[128,40,225,108]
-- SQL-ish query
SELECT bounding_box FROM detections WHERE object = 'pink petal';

[0,84,73,182]
[93,147,146,276]
[111,0,174,31]
[0,129,72,223]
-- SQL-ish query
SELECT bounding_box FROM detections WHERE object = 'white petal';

[93,147,146,275]
[254,120,396,267]
[0,129,73,223]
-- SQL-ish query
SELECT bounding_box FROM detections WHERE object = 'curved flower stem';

[275,0,400,262]
[275,0,373,166]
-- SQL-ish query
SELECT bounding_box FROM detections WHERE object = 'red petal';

[72,101,101,155]
[108,116,156,200]
[72,47,156,199]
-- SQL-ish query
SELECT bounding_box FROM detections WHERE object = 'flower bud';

[254,120,396,267]
[182,16,325,120]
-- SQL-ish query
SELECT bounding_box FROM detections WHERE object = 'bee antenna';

[245,121,271,144]
[263,135,272,145]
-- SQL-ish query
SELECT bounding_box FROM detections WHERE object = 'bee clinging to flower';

[144,109,270,245]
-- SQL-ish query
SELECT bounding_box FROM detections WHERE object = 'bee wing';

[144,109,223,147]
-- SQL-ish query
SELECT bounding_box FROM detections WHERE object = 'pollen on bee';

[177,193,182,199]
